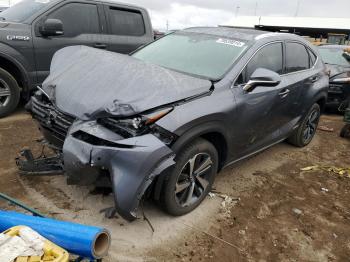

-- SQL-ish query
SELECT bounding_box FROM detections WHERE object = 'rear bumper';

[62,121,175,221]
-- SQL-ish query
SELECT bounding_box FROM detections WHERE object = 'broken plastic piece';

[16,149,64,176]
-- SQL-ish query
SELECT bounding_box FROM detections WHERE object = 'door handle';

[310,76,319,83]
[94,43,107,49]
[279,89,290,98]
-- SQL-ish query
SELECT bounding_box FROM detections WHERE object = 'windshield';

[318,47,350,67]
[0,0,54,23]
[132,32,248,80]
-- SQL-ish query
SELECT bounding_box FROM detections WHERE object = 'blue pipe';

[0,210,110,259]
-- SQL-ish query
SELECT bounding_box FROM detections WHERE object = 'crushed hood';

[42,46,212,120]
[326,64,350,79]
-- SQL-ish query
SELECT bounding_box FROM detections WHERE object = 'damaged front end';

[18,92,177,221]
[17,45,214,221]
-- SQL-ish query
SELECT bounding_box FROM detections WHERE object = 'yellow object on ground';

[301,166,350,178]
[3,226,69,262]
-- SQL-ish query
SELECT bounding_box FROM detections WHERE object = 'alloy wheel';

[303,109,319,143]
[175,153,213,207]
[0,79,11,108]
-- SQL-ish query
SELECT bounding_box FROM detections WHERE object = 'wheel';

[0,68,21,118]
[160,138,218,216]
[340,124,350,138]
[288,103,321,147]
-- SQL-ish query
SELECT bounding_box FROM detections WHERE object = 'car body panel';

[42,45,212,120]
[63,120,175,220]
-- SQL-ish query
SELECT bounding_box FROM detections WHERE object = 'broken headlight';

[98,108,175,140]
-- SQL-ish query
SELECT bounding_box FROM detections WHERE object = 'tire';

[288,103,321,147]
[160,138,219,216]
[0,68,21,118]
[340,124,350,138]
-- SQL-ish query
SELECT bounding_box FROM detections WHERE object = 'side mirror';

[39,19,63,37]
[243,68,281,92]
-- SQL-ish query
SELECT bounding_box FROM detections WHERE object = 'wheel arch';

[315,95,327,113]
[171,121,230,171]
[0,53,30,96]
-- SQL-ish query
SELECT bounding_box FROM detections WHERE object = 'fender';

[171,119,230,157]
[0,43,33,92]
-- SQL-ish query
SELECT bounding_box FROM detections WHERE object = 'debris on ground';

[321,187,329,193]
[301,165,350,178]
[0,226,64,262]
[292,208,303,215]
[318,125,335,132]
[0,210,110,260]
[218,194,240,217]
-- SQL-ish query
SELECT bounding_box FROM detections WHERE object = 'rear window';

[107,7,145,36]
[285,42,310,73]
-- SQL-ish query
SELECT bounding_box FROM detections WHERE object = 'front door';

[231,42,286,159]
[32,1,104,83]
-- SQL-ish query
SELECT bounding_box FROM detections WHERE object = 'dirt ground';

[0,110,349,261]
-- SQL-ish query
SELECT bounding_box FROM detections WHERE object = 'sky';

[1,0,349,30]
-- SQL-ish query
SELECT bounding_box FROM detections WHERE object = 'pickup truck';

[0,0,153,117]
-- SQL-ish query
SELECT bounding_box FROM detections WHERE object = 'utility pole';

[254,1,258,16]
[294,0,301,17]
[235,6,240,17]
[166,20,169,32]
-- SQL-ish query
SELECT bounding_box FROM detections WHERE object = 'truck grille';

[31,97,75,145]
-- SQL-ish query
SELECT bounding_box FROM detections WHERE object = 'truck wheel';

[288,103,321,147]
[0,68,20,118]
[160,138,218,216]
[340,124,350,138]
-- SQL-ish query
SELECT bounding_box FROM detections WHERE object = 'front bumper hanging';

[16,121,176,221]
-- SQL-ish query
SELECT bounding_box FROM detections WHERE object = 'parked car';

[318,45,350,110]
[0,0,153,117]
[25,27,328,221]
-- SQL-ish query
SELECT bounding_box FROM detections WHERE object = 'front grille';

[31,97,75,145]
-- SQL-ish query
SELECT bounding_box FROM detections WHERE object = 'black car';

[25,27,329,221]
[318,45,350,110]
[0,0,153,117]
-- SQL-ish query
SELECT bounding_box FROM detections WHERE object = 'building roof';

[225,16,350,30]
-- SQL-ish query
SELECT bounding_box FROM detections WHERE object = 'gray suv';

[25,27,328,221]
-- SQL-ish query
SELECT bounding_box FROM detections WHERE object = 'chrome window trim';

[233,40,319,87]
[232,41,284,86]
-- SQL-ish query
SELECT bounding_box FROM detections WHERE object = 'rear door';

[102,4,152,54]
[32,1,104,83]
[232,42,286,158]
[278,41,319,135]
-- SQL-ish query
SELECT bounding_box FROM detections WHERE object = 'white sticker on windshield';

[35,0,50,3]
[216,38,245,47]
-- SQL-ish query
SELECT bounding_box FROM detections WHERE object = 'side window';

[107,7,145,36]
[48,3,100,38]
[285,42,310,73]
[308,49,317,67]
[236,43,283,85]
